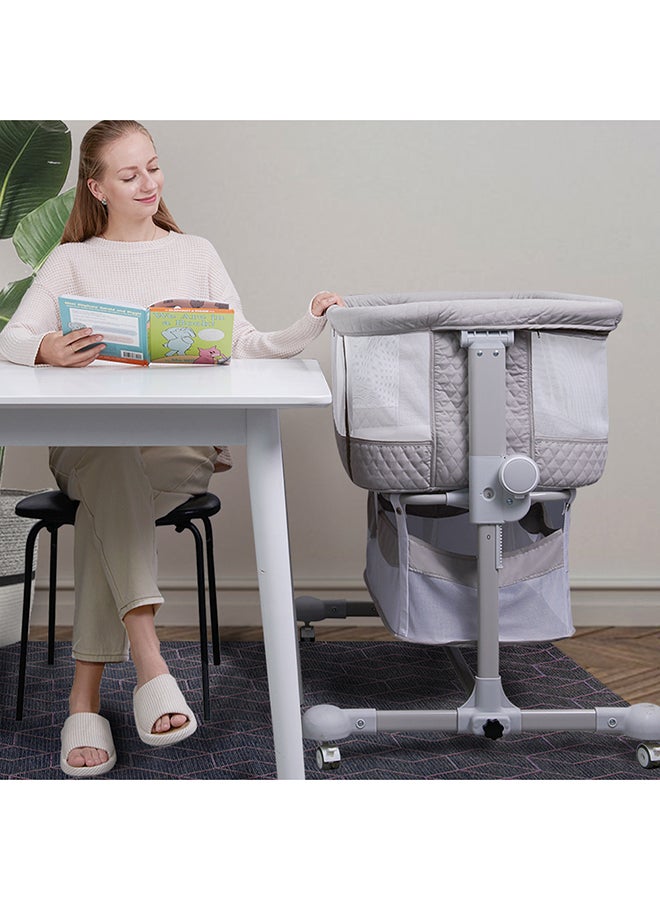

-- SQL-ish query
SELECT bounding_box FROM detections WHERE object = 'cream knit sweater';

[0,231,326,366]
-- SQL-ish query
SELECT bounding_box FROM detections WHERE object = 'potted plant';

[0,120,75,645]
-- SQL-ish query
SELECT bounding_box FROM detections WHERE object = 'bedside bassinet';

[332,291,618,645]
[300,291,660,772]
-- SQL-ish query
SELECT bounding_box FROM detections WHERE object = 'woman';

[0,120,343,777]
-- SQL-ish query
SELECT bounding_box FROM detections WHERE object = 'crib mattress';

[328,291,623,492]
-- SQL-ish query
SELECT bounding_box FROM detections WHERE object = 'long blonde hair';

[61,120,183,243]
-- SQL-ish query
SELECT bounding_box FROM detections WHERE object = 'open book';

[59,295,234,366]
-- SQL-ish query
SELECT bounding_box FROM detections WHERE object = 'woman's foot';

[67,661,109,769]
[133,673,197,747]
[60,712,116,778]
[152,712,189,733]
[136,663,189,734]
[66,736,110,768]
[124,605,190,735]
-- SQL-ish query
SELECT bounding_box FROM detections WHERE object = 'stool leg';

[47,525,60,665]
[180,521,210,721]
[16,521,47,721]
[202,516,221,665]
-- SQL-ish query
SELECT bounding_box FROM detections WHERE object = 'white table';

[0,358,332,779]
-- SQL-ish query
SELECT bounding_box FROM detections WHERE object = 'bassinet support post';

[457,330,537,737]
[476,524,500,679]
[462,330,538,680]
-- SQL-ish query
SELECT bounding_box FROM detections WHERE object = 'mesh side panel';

[532,332,609,441]
[343,332,432,442]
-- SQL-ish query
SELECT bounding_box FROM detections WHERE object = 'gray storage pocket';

[364,493,574,644]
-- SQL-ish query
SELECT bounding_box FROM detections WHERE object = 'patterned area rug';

[0,640,654,779]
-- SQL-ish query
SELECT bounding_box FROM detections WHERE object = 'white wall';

[1,121,658,626]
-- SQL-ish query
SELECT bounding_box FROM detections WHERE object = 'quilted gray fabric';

[335,435,433,491]
[535,439,608,488]
[432,331,468,487]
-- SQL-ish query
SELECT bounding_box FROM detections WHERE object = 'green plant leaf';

[0,121,71,239]
[0,274,34,326]
[13,188,75,271]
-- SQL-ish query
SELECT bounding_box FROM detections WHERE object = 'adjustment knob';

[483,719,505,740]
[498,455,540,498]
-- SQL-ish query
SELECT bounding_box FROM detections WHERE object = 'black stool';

[14,490,222,722]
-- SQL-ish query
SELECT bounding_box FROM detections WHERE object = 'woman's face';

[88,130,165,225]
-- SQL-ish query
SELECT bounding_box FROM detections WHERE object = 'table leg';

[246,409,306,779]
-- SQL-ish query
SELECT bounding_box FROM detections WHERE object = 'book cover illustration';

[149,301,233,365]
[58,296,234,366]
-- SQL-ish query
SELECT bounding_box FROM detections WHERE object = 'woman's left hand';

[311,291,345,317]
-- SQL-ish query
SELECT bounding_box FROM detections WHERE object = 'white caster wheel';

[315,744,341,771]
[636,742,660,769]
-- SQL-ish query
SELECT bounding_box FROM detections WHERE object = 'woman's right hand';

[36,329,106,367]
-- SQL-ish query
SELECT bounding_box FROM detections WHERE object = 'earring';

[101,198,107,207]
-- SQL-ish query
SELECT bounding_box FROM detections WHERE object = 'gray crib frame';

[302,327,660,768]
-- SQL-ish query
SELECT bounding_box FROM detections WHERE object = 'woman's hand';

[310,291,345,318]
[36,329,106,367]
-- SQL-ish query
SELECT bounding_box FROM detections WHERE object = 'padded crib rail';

[326,291,623,335]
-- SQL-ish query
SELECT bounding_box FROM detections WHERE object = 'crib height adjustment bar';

[461,329,539,683]
[460,330,539,525]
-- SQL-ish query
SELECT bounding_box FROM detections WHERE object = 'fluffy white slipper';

[133,673,197,747]
[60,712,117,778]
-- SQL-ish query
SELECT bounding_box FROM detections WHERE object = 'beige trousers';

[48,446,217,663]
